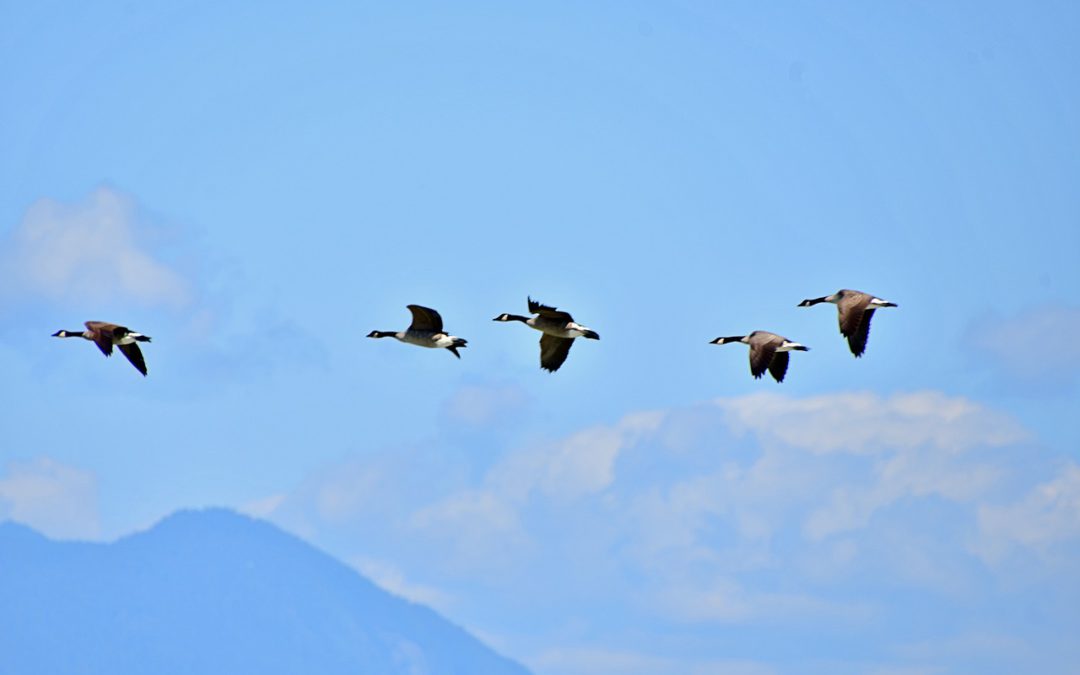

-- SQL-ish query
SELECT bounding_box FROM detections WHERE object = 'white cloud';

[260,389,1076,674]
[802,444,1003,541]
[0,187,190,308]
[409,490,531,572]
[714,391,1026,455]
[238,493,286,519]
[0,457,100,539]
[977,463,1080,560]
[652,578,868,624]
[349,555,454,611]
[489,410,665,502]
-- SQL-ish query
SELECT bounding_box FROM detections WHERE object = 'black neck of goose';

[504,314,529,323]
[716,336,745,344]
[369,331,397,338]
[800,297,827,307]
[57,330,86,338]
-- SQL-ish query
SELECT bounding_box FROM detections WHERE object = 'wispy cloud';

[441,382,530,427]
[257,390,1076,674]
[531,646,777,675]
[0,187,191,309]
[977,462,1080,562]
[0,457,100,539]
[968,306,1080,390]
[349,555,455,611]
[714,390,1027,455]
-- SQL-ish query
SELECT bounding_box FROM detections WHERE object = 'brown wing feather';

[767,351,790,383]
[748,340,778,379]
[847,308,875,357]
[117,342,148,376]
[84,321,116,356]
[836,294,870,337]
[539,334,574,372]
[406,305,444,332]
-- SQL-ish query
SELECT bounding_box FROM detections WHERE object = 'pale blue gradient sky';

[2,2,1079,673]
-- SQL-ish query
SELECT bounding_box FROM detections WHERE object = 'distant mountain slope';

[0,509,530,675]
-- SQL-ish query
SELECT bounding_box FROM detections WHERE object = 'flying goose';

[367,305,468,358]
[710,331,808,383]
[52,321,152,376]
[798,289,897,357]
[493,297,599,372]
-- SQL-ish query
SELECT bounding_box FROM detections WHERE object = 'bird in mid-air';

[710,331,809,383]
[493,297,599,372]
[367,305,468,358]
[52,321,153,376]
[798,289,897,357]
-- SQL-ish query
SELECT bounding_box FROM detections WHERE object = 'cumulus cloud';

[0,187,191,308]
[0,457,100,539]
[262,390,1077,674]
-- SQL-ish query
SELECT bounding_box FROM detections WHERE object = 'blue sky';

[2,2,1079,673]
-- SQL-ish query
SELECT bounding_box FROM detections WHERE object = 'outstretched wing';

[748,340,778,379]
[539,334,574,372]
[528,297,573,322]
[84,321,116,356]
[837,294,870,337]
[406,305,444,332]
[767,351,790,383]
[846,309,875,357]
[117,342,148,376]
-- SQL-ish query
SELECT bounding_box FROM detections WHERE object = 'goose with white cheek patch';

[367,305,468,358]
[798,289,897,357]
[493,297,599,372]
[710,331,808,383]
[52,321,153,376]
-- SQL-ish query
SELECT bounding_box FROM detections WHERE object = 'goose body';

[798,289,897,357]
[710,331,808,383]
[52,321,152,376]
[368,305,468,358]
[494,297,599,372]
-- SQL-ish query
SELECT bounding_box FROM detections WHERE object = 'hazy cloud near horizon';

[0,457,100,540]
[253,388,1080,673]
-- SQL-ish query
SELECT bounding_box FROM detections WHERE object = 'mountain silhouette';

[0,508,529,675]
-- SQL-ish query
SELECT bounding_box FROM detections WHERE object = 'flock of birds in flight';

[52,289,897,381]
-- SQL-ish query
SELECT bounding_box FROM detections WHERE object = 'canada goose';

[493,297,599,372]
[710,331,808,383]
[798,289,897,357]
[367,305,468,358]
[52,321,152,376]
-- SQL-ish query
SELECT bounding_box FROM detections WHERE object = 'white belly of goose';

[526,319,589,339]
[397,331,457,348]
